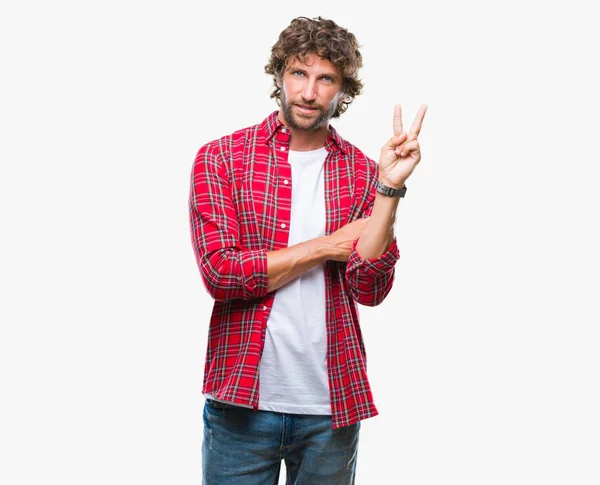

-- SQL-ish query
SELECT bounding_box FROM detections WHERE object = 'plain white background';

[1,0,599,483]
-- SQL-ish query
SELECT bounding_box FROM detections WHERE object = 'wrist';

[373,190,400,218]
[376,178,407,198]
[378,176,405,190]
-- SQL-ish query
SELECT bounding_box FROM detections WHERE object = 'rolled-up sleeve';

[189,143,268,301]
[345,233,400,307]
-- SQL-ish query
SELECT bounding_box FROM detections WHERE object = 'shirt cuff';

[346,237,400,275]
[240,248,269,298]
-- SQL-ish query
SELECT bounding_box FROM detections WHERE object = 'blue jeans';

[202,399,360,484]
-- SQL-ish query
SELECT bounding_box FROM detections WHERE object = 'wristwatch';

[375,180,407,198]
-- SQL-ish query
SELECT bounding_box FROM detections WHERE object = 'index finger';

[393,104,403,136]
[409,104,428,136]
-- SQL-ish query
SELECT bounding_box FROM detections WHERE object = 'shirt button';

[281,223,286,229]
[283,179,289,185]
[280,146,286,152]
[282,128,288,133]
[263,305,267,311]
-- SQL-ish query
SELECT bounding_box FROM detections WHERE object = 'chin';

[297,120,321,131]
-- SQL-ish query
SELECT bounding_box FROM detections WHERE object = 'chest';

[228,141,363,251]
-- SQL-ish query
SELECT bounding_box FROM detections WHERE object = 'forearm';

[355,192,400,260]
[197,235,342,300]
[345,189,400,307]
[266,237,333,292]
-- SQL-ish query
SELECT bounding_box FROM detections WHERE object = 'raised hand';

[378,104,428,189]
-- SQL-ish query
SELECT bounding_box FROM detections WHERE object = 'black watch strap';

[375,180,407,198]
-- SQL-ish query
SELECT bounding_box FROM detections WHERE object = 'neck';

[277,111,329,151]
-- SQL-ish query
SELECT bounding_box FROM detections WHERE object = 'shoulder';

[340,138,379,185]
[329,123,378,180]
[195,116,267,162]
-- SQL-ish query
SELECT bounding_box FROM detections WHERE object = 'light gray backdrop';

[1,0,598,483]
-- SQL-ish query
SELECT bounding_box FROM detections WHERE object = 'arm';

[345,187,400,307]
[189,144,268,301]
[345,103,428,307]
[265,238,329,292]
[268,216,372,292]
[189,144,352,300]
[355,191,399,259]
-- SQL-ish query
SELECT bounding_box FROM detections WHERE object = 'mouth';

[294,104,320,115]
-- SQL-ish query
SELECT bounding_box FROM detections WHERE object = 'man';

[189,16,427,485]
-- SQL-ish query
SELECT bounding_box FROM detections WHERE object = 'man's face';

[278,54,344,132]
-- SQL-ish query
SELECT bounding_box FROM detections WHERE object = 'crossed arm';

[189,145,399,305]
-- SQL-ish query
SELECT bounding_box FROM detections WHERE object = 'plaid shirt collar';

[261,110,351,155]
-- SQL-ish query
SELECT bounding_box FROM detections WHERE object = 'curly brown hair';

[264,16,364,119]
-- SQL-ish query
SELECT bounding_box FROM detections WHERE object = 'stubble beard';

[279,85,342,132]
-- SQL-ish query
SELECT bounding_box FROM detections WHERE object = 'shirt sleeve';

[188,143,268,301]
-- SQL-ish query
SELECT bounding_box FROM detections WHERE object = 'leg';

[202,400,282,485]
[283,414,360,485]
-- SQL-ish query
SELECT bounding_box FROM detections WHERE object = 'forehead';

[285,54,341,76]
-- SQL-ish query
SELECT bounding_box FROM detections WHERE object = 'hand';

[378,104,428,189]
[325,218,370,262]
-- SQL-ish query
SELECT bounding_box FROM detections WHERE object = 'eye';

[321,76,333,83]
[292,71,305,77]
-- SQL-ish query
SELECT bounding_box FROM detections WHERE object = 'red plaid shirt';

[189,111,400,429]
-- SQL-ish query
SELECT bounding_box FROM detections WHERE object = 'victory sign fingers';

[392,104,428,154]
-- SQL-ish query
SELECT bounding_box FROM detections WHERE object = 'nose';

[301,78,317,102]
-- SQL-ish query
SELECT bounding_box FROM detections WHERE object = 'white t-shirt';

[257,146,331,414]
